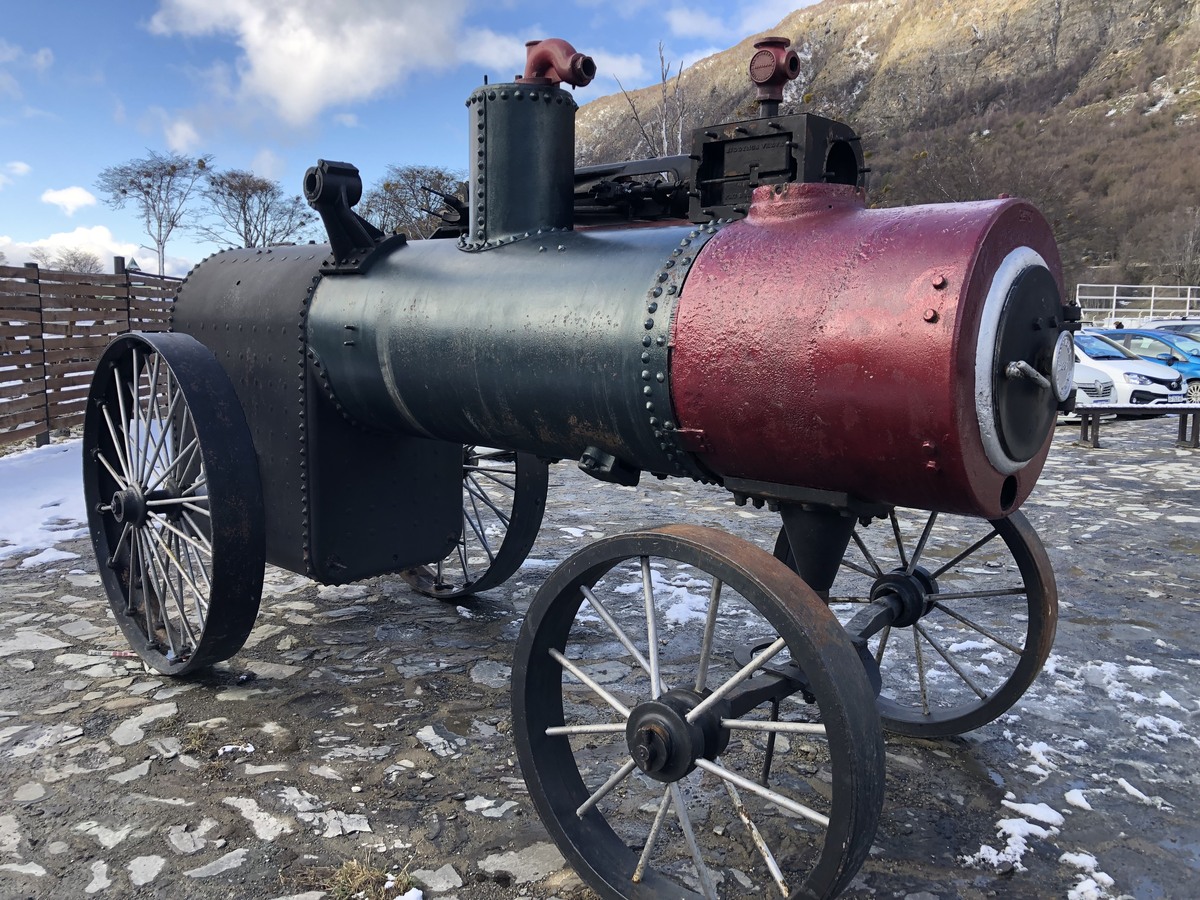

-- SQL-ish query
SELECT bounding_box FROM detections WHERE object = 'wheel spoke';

[632,786,673,884]
[914,622,989,700]
[580,585,661,691]
[716,759,790,897]
[95,449,130,491]
[888,509,909,571]
[720,718,827,735]
[929,528,1000,579]
[931,601,1026,655]
[907,511,938,574]
[465,474,512,527]
[848,529,884,577]
[913,624,929,716]
[575,758,637,818]
[548,647,631,718]
[687,637,785,724]
[670,782,719,899]
[641,557,662,700]
[694,758,830,828]
[544,722,626,736]
[145,435,200,493]
[99,401,133,483]
[694,578,722,692]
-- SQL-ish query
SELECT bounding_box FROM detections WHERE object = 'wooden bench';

[1074,403,1200,449]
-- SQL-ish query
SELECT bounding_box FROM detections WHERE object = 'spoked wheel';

[83,333,265,675]
[514,524,883,900]
[774,509,1057,737]
[402,446,548,599]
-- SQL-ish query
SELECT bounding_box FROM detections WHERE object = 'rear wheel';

[83,333,264,675]
[402,447,548,598]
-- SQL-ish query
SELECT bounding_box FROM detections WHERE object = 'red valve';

[518,38,597,88]
[748,36,800,111]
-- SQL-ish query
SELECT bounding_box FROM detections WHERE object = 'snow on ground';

[0,439,87,563]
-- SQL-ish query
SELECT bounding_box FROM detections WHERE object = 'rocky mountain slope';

[576,0,1200,287]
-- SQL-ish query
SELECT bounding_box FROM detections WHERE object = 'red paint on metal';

[518,39,596,87]
[748,37,800,104]
[670,182,1064,519]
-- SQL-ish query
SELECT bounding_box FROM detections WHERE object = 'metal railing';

[1075,283,1200,325]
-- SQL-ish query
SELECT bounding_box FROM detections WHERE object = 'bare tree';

[29,246,104,274]
[95,151,213,276]
[194,169,315,249]
[359,165,466,239]
[617,43,690,158]
[1156,206,1200,286]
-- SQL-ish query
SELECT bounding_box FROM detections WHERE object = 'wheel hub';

[870,566,938,627]
[626,689,727,783]
[111,488,148,527]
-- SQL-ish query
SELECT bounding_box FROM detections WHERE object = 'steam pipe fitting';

[519,38,596,87]
[748,36,800,117]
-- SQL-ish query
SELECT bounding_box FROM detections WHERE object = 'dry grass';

[321,856,413,900]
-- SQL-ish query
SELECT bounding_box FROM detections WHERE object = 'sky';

[0,0,813,276]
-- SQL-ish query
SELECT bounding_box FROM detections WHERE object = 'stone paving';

[0,416,1198,899]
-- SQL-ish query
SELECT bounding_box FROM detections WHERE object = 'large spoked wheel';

[775,509,1057,737]
[83,332,265,676]
[514,524,883,900]
[402,446,548,599]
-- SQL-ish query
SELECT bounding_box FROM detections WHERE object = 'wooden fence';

[0,261,177,446]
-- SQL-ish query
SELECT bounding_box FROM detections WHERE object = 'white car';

[1073,331,1184,405]
[1072,360,1115,407]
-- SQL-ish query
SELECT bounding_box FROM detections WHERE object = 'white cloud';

[664,8,727,41]
[588,50,650,89]
[149,0,471,125]
[7,161,31,176]
[165,117,201,153]
[737,0,818,35]
[251,148,286,181]
[41,187,98,216]
[462,27,529,77]
[333,112,358,128]
[0,39,53,99]
[0,226,191,277]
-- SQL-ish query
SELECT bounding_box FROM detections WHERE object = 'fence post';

[115,255,131,334]
[26,262,50,447]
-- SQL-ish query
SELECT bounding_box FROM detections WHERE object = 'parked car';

[1093,328,1200,402]
[1132,318,1200,338]
[1073,331,1184,406]
[1059,360,1115,423]
[1072,360,1116,406]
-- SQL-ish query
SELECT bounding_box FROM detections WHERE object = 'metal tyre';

[83,333,265,675]
[402,447,548,598]
[1186,379,1200,403]
[514,524,883,900]
[775,509,1057,737]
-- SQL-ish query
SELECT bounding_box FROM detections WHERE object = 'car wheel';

[1187,379,1200,403]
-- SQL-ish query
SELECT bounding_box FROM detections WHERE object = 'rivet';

[932,274,947,289]
[922,440,937,456]
[664,421,675,431]
[643,386,653,396]
[539,246,546,252]
[923,308,939,323]
[649,417,659,426]
[643,336,653,347]
[658,272,669,283]
[666,285,677,295]
[656,372,665,382]
[647,301,658,313]
[646,402,655,411]
[641,351,651,362]
[642,370,652,381]
[680,239,691,247]
[644,318,655,329]
[514,90,523,99]
[665,259,675,267]
[925,460,940,472]
[652,286,663,298]
[656,336,666,346]
[672,248,682,257]
[557,245,566,252]
[488,91,496,100]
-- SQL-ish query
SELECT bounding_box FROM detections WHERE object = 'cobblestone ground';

[0,416,1198,899]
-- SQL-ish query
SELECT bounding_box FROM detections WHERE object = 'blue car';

[1094,328,1200,402]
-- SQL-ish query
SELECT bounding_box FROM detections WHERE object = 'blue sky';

[0,0,811,275]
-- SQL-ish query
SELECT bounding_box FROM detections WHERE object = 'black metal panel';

[689,113,864,221]
[172,245,462,583]
[307,225,719,483]
[173,246,325,574]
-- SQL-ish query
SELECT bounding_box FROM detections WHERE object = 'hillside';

[575,0,1200,289]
